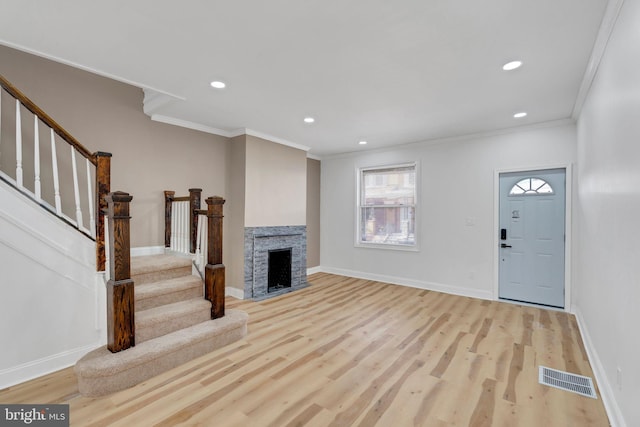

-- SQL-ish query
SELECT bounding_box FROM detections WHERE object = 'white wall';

[0,179,104,388]
[575,1,640,425]
[321,123,576,299]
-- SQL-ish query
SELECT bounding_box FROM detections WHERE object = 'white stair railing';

[0,79,96,238]
[170,200,190,253]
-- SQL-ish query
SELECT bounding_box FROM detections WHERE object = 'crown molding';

[0,40,185,100]
[241,128,310,152]
[148,116,311,153]
[150,114,233,137]
[572,0,626,119]
[323,118,575,160]
[143,89,182,116]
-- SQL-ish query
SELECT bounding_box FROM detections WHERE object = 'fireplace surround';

[244,226,307,300]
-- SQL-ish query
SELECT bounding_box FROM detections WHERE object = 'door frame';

[493,163,573,311]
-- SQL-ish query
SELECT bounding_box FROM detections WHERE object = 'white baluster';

[50,129,62,215]
[184,203,190,254]
[201,218,208,272]
[195,214,203,268]
[170,203,177,251]
[183,202,189,253]
[180,203,187,253]
[71,146,83,228]
[34,116,41,200]
[15,100,23,187]
[86,158,95,237]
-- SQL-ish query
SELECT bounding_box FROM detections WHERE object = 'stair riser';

[133,266,192,285]
[136,307,211,343]
[136,286,203,312]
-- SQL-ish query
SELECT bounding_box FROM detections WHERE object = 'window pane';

[363,166,415,205]
[361,206,415,245]
[509,178,554,195]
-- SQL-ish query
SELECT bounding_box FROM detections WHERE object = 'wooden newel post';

[106,191,135,353]
[205,196,225,319]
[189,188,202,253]
[94,152,111,272]
[164,190,175,248]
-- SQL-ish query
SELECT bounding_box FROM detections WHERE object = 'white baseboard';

[131,246,166,257]
[0,342,101,390]
[318,266,493,301]
[226,287,245,300]
[307,266,322,275]
[573,307,626,427]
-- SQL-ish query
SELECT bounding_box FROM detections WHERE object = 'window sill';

[355,242,419,252]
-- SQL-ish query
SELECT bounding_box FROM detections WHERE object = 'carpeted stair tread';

[75,309,248,397]
[135,275,203,311]
[131,254,192,285]
[136,299,212,343]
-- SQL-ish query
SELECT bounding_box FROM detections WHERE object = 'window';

[357,163,417,248]
[509,178,554,195]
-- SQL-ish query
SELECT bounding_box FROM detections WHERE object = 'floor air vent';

[538,366,597,399]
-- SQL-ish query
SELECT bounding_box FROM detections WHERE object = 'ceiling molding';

[241,128,311,152]
[572,0,626,119]
[0,40,185,101]
[323,118,576,160]
[226,129,247,138]
[149,117,311,153]
[150,114,233,137]
[143,89,182,116]
[306,153,322,161]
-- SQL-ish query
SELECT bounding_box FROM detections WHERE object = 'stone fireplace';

[244,226,307,300]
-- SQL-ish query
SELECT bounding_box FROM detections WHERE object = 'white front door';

[499,169,566,308]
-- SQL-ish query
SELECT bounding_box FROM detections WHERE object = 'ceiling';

[0,0,609,157]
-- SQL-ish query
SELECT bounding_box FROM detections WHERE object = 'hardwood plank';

[0,274,610,426]
[468,378,497,427]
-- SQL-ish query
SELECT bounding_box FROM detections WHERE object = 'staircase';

[75,254,247,397]
[0,74,247,396]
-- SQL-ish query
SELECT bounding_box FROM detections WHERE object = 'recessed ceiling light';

[513,112,527,118]
[210,81,226,89]
[502,61,523,71]
[359,141,368,145]
[304,117,315,123]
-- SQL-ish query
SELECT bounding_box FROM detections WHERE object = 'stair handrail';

[0,74,111,271]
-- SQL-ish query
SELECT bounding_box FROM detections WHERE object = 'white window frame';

[355,162,419,251]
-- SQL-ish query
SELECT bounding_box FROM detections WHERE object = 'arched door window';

[509,178,554,195]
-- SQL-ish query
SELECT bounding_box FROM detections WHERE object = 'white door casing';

[498,168,566,308]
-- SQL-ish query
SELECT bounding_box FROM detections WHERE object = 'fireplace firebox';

[268,248,292,292]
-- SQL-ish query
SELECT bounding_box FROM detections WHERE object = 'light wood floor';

[0,273,610,426]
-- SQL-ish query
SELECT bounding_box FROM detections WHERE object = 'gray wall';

[306,158,321,268]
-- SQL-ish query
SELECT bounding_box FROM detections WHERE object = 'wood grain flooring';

[0,273,610,426]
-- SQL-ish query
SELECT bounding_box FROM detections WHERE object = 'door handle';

[500,243,512,248]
